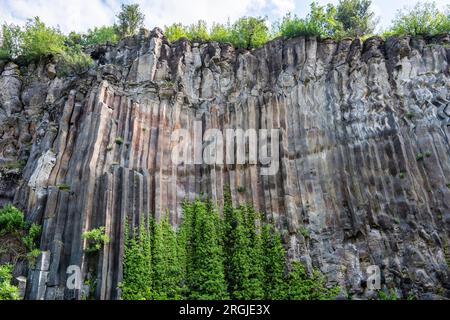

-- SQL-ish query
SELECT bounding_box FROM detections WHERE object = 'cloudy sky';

[0,0,449,34]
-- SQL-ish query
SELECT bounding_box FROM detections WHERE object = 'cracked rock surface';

[1,29,450,300]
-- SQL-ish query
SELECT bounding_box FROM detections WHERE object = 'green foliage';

[21,17,66,62]
[185,199,229,299]
[57,183,71,192]
[262,225,286,299]
[152,213,184,300]
[406,112,416,120]
[407,291,416,300]
[82,226,110,253]
[416,153,425,161]
[121,219,152,300]
[0,264,20,300]
[65,31,83,48]
[298,226,310,238]
[186,20,210,41]
[115,137,124,145]
[335,0,376,37]
[0,205,41,266]
[83,26,119,46]
[227,205,264,299]
[388,2,450,36]
[210,23,232,43]
[56,47,93,77]
[121,196,338,300]
[22,223,41,252]
[164,23,188,42]
[378,288,398,300]
[286,261,340,300]
[0,23,23,59]
[115,3,145,37]
[0,160,26,171]
[276,3,341,39]
[229,16,269,49]
[0,205,25,234]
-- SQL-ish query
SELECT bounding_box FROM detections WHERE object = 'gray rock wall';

[1,29,450,299]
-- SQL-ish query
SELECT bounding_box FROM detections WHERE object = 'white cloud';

[271,0,296,17]
[0,0,264,32]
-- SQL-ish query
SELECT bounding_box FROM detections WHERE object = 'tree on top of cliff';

[115,3,145,38]
[335,0,377,37]
[21,17,66,62]
[387,1,450,36]
[229,17,269,49]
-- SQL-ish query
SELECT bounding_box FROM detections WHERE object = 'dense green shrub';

[335,0,377,37]
[0,204,25,234]
[84,26,119,45]
[152,215,184,300]
[164,23,188,42]
[0,264,20,300]
[165,17,269,49]
[184,199,229,300]
[120,195,338,300]
[210,23,232,43]
[56,47,93,77]
[186,20,209,41]
[262,225,287,299]
[0,205,41,265]
[276,3,341,39]
[21,17,66,62]
[82,226,110,253]
[120,219,153,300]
[387,2,450,36]
[0,23,23,59]
[226,204,264,299]
[286,261,340,300]
[229,16,269,49]
[22,223,41,252]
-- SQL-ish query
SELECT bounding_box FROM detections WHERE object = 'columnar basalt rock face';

[1,29,450,300]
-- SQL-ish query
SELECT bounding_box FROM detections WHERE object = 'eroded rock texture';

[1,29,450,300]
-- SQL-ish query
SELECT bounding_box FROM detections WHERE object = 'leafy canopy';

[21,17,66,62]
[335,0,377,37]
[115,3,145,37]
[387,1,450,36]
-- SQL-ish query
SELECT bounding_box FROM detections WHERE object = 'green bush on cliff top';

[1,1,449,66]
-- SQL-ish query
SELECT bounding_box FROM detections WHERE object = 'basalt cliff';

[1,28,450,300]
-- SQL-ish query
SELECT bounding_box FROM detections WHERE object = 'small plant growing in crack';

[115,137,124,145]
[405,112,415,120]
[416,153,424,162]
[82,226,109,254]
[298,226,310,239]
[58,184,71,192]
[237,186,246,193]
